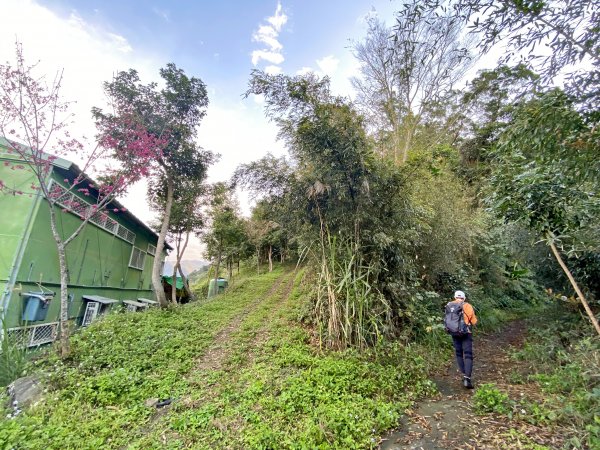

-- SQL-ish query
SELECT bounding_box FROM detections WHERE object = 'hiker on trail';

[444,290,478,389]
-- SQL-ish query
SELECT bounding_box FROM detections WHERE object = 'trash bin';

[207,278,228,298]
[22,293,53,322]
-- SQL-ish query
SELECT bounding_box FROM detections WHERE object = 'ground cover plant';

[469,304,600,449]
[0,265,436,449]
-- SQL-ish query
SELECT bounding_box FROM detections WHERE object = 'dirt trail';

[380,321,530,450]
[194,271,289,371]
[245,272,297,365]
[127,272,291,448]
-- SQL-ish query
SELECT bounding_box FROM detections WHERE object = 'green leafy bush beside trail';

[471,305,600,449]
[513,308,600,448]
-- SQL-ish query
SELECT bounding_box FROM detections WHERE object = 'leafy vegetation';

[473,383,511,415]
[512,309,600,448]
[0,266,437,449]
[1,0,599,447]
[94,64,216,307]
[0,320,29,387]
[468,306,600,448]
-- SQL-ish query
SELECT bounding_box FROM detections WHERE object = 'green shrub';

[473,383,511,415]
[0,319,29,387]
[510,306,600,447]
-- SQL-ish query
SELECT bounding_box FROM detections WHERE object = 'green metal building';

[0,138,166,346]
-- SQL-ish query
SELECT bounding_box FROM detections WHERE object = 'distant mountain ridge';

[162,259,209,276]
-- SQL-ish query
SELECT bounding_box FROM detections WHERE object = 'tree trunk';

[57,242,70,358]
[47,205,70,358]
[257,248,260,275]
[228,256,233,281]
[213,244,222,297]
[400,126,413,164]
[268,244,273,272]
[178,231,194,301]
[171,263,178,305]
[548,237,600,336]
[152,174,174,308]
[179,264,194,301]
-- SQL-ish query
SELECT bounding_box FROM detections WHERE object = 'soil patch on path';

[194,272,289,371]
[379,320,573,449]
[127,271,291,448]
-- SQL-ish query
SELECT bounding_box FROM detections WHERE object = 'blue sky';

[35,0,398,105]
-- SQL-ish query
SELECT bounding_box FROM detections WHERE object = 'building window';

[147,243,156,256]
[117,224,136,244]
[129,246,146,270]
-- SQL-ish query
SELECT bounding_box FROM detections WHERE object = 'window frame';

[128,246,146,270]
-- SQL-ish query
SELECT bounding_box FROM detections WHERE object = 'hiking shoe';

[463,376,474,389]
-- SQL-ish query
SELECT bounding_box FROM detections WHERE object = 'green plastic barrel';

[207,278,229,298]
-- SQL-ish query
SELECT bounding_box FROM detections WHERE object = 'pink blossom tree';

[94,64,214,307]
[0,43,166,356]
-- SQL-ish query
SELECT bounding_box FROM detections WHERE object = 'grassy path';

[1,266,435,449]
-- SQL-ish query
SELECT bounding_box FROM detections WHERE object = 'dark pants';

[452,333,473,378]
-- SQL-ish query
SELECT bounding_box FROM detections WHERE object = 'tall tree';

[487,90,600,334]
[434,0,599,113]
[155,178,206,303]
[0,44,164,356]
[233,154,295,271]
[246,71,400,348]
[94,64,214,307]
[415,0,600,332]
[202,183,247,291]
[458,64,539,186]
[351,3,472,163]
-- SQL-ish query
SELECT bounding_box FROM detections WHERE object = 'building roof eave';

[0,137,172,251]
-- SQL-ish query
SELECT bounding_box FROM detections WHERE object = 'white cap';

[454,290,466,299]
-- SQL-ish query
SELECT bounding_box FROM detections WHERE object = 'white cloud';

[251,2,287,69]
[296,66,313,76]
[267,2,288,31]
[0,1,160,143]
[251,94,266,105]
[294,55,340,78]
[251,49,285,66]
[316,55,340,76]
[108,33,133,53]
[264,65,283,75]
[253,25,282,52]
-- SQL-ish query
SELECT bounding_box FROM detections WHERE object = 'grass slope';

[0,265,434,449]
